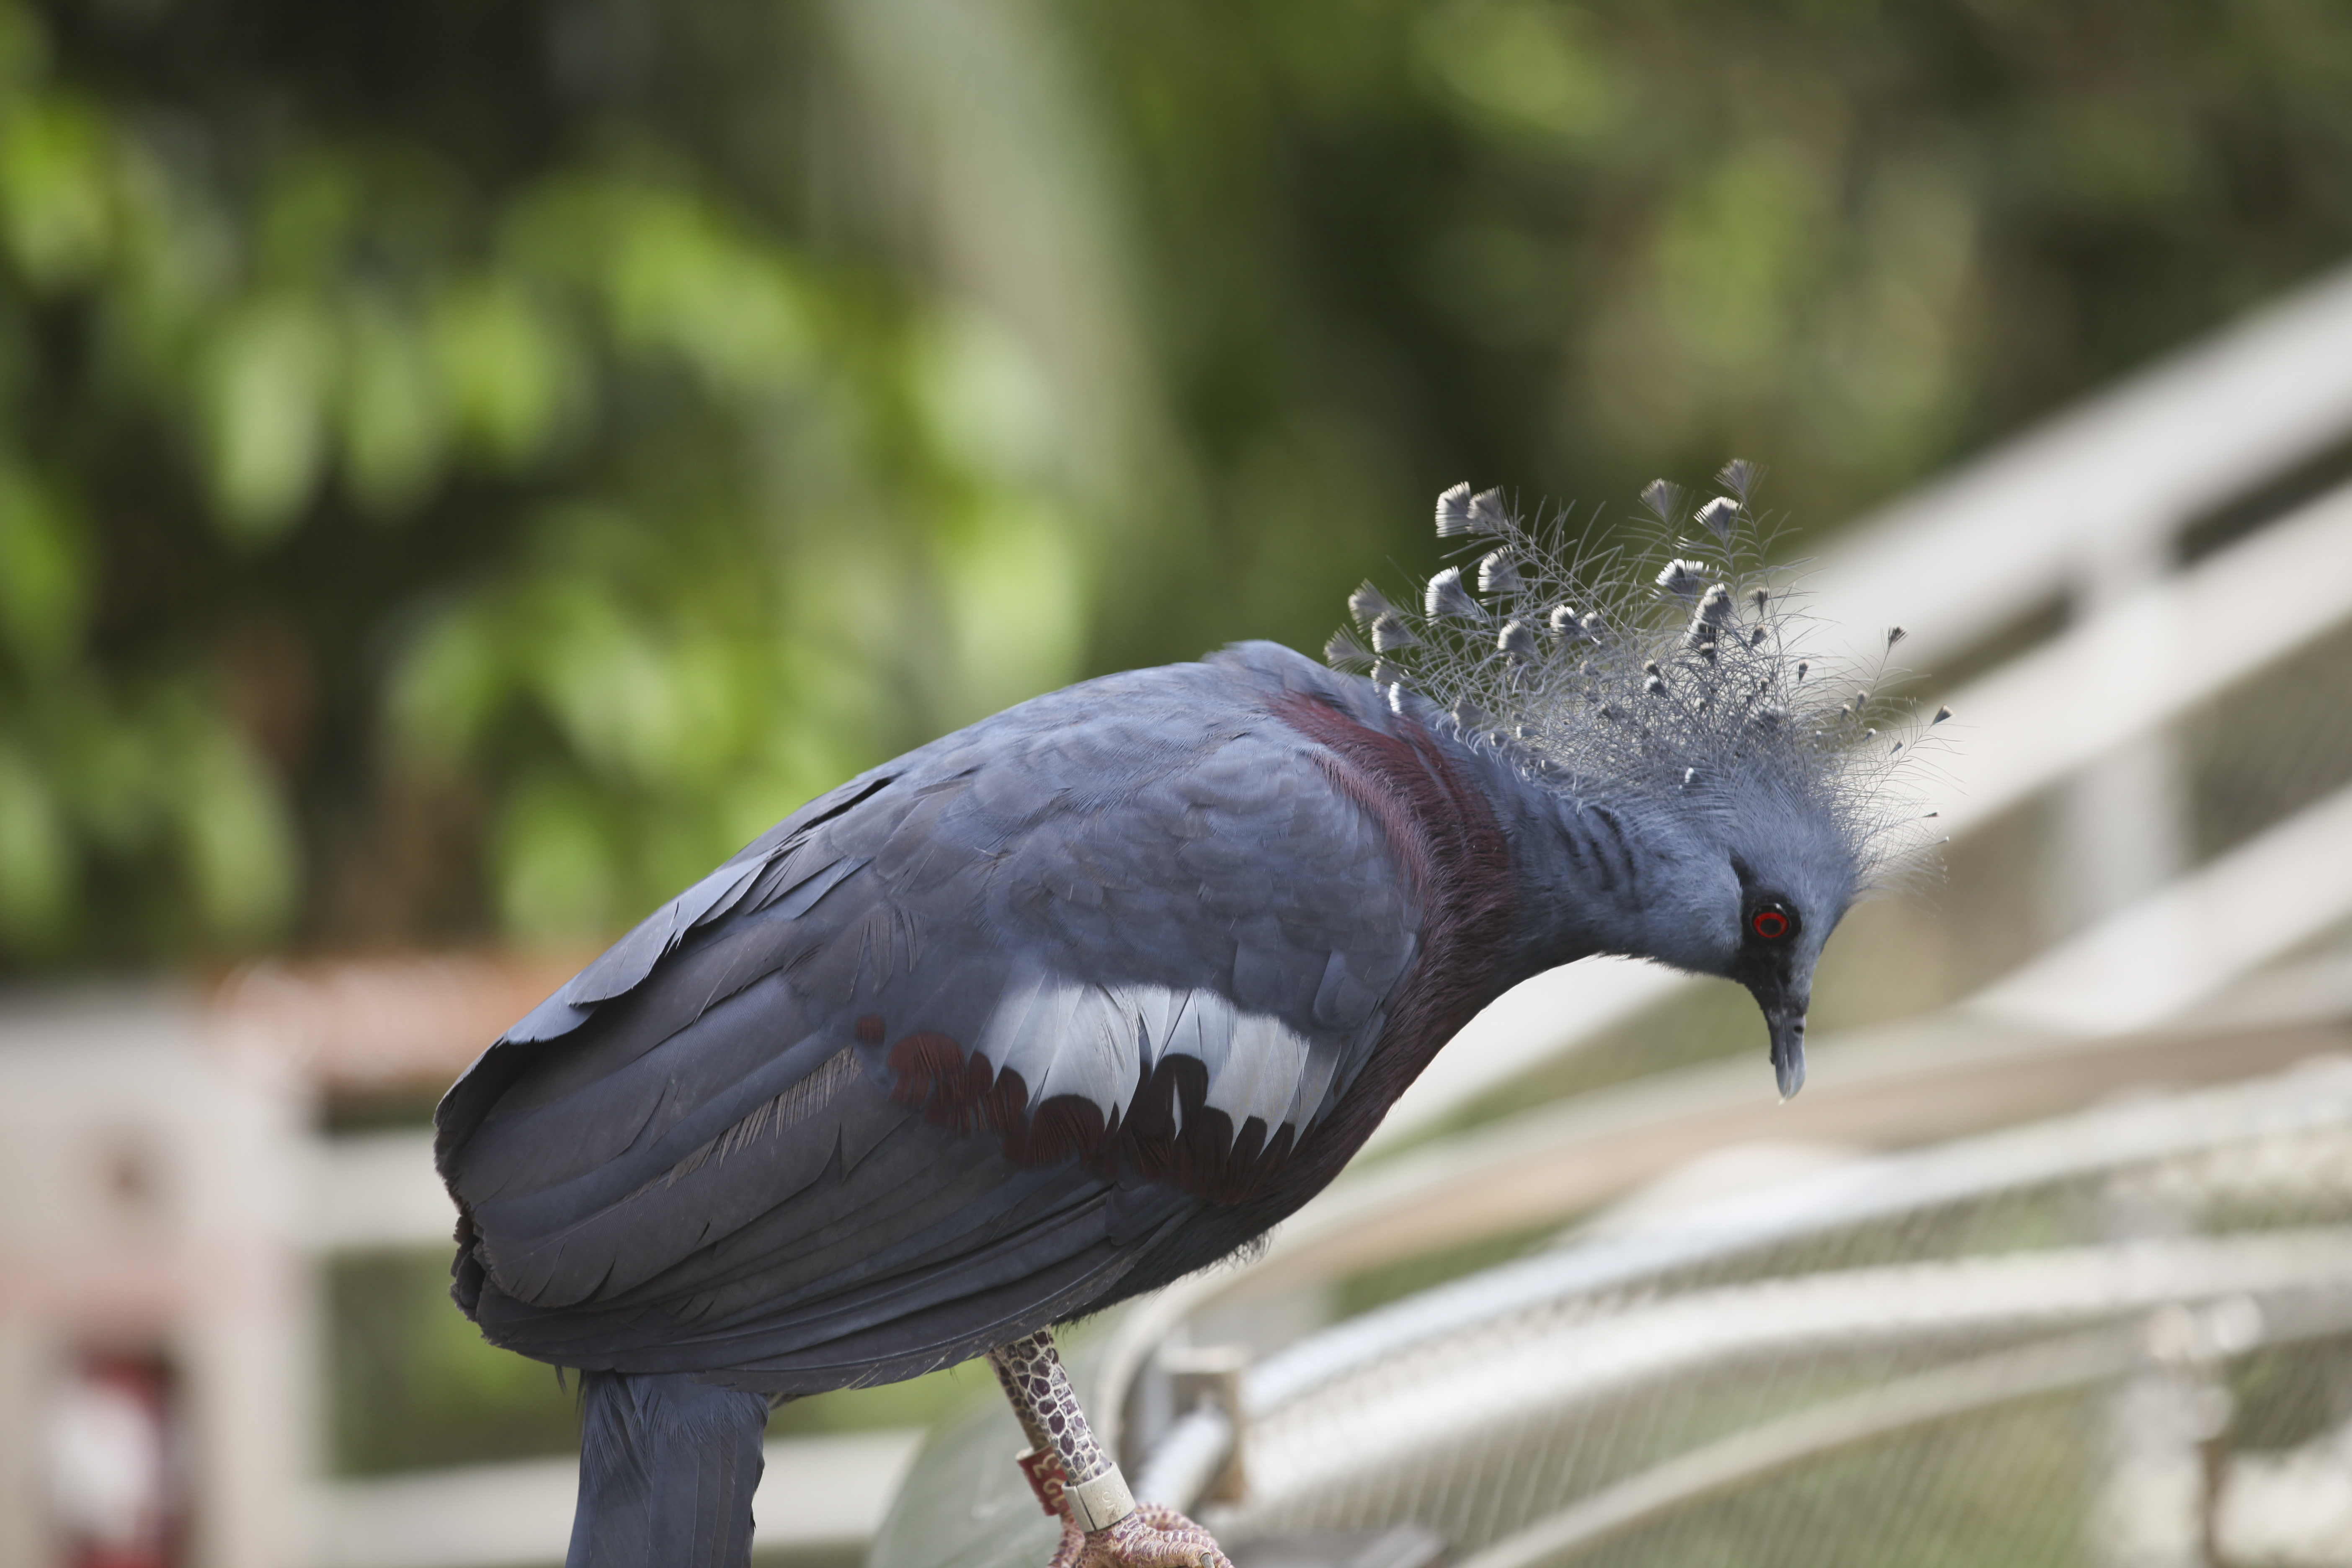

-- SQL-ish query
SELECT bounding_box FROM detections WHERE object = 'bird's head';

[1326,467,1945,1100]
[1640,779,1865,1099]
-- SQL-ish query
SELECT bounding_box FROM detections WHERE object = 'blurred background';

[5,0,2352,1565]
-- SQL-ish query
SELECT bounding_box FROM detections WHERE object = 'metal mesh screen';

[1143,1060,2352,1568]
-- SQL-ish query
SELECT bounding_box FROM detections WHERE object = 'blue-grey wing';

[435,646,1422,1389]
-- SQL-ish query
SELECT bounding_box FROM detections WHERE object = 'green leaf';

[61,698,167,854]
[0,741,68,945]
[525,575,679,783]
[431,277,580,466]
[912,307,1058,483]
[494,774,616,940]
[257,155,360,284]
[1416,0,1619,144]
[175,718,297,942]
[201,295,337,542]
[932,498,1089,724]
[0,461,88,666]
[386,598,508,763]
[603,189,810,393]
[340,296,449,517]
[0,2,53,91]
[0,95,115,287]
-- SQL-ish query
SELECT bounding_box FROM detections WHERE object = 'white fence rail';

[317,1431,924,1568]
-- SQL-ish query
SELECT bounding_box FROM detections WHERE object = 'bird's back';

[436,642,1519,1395]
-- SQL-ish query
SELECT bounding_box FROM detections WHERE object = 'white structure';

[0,992,313,1568]
[0,966,923,1568]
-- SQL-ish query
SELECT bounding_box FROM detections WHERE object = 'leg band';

[1064,1466,1137,1532]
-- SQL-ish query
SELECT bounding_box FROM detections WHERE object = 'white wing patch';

[976,963,1336,1145]
[1208,1011,1314,1131]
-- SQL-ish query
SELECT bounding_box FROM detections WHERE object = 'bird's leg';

[986,1331,1233,1568]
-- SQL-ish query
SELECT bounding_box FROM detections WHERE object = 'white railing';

[314,1430,923,1568]
[1130,1058,2352,1545]
[1808,257,2352,670]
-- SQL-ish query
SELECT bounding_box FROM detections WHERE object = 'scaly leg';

[987,1330,1233,1568]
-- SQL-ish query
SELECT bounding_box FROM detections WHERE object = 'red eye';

[1750,907,1792,941]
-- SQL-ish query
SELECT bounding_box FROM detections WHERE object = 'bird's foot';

[1047,1503,1234,1568]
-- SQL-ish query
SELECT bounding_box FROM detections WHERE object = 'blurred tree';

[0,0,2349,969]
[1066,0,2352,668]
[0,0,1116,962]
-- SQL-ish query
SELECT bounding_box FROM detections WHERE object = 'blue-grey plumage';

[566,1372,769,1567]
[434,477,1908,1565]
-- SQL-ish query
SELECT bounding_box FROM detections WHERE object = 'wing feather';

[439,644,1438,1386]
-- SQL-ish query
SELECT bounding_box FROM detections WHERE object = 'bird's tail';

[568,1370,771,1568]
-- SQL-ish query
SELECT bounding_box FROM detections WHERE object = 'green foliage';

[0,0,1097,959]
[1,0,2351,966]
[1070,0,2352,670]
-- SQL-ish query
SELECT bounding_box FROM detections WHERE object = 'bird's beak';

[1757,993,1809,1101]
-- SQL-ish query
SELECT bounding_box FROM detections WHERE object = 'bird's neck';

[1449,739,1702,987]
